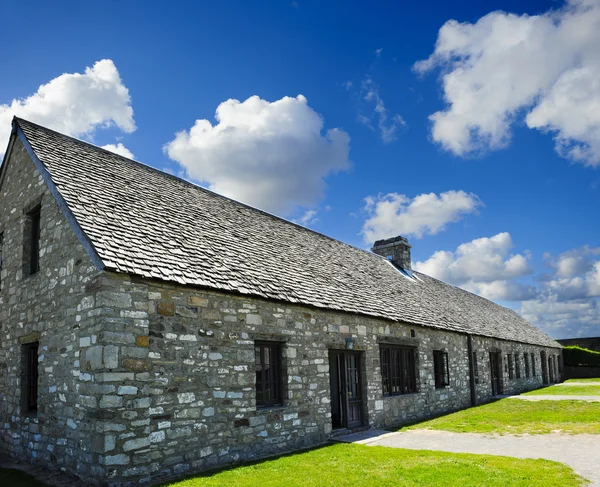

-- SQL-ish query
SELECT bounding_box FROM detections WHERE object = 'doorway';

[329,350,363,429]
[489,351,502,396]
[541,351,549,385]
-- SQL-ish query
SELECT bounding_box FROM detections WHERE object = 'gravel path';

[509,395,600,401]
[336,429,600,485]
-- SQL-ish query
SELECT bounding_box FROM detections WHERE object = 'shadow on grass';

[155,442,334,486]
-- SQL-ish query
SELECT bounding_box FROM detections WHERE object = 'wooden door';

[329,350,363,429]
[489,352,502,396]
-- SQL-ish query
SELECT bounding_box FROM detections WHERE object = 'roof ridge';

[14,116,378,260]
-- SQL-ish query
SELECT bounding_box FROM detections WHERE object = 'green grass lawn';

[523,385,600,396]
[0,468,48,487]
[163,443,585,487]
[403,399,600,435]
[565,378,600,383]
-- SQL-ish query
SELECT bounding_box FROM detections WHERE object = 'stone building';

[0,118,561,486]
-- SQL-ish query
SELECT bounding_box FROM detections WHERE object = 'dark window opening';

[25,205,41,275]
[0,231,4,285]
[530,353,536,377]
[433,350,449,389]
[380,345,417,396]
[524,353,530,378]
[23,341,39,412]
[507,354,514,379]
[472,351,479,384]
[255,341,283,408]
[515,354,521,379]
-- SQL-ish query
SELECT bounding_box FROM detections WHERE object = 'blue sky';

[1,0,599,339]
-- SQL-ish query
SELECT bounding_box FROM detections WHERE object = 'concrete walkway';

[336,429,600,486]
[509,394,600,402]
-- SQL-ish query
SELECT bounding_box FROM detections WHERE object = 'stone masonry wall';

[0,138,104,481]
[87,271,562,486]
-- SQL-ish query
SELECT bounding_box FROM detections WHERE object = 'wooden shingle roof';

[13,118,560,348]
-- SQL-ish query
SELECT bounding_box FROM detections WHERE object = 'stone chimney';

[371,235,412,270]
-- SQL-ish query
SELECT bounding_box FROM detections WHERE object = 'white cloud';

[415,0,600,165]
[164,95,350,215]
[414,232,534,301]
[543,246,600,300]
[0,59,135,155]
[361,190,481,242]
[522,245,600,337]
[521,295,600,339]
[293,209,319,227]
[101,143,135,159]
[359,78,406,143]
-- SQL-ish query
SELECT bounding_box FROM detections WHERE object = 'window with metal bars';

[0,232,3,286]
[23,341,39,412]
[25,205,41,275]
[255,341,283,408]
[380,345,417,396]
[507,354,514,379]
[433,350,449,389]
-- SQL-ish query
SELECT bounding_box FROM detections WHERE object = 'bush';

[563,346,600,367]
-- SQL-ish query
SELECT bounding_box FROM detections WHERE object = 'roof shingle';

[14,118,559,348]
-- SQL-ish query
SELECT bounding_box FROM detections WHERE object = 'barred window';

[433,350,449,389]
[0,232,3,285]
[25,205,41,275]
[255,341,283,408]
[380,345,417,396]
[23,341,39,412]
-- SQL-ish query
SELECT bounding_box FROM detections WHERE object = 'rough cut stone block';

[122,359,151,372]
[104,454,130,466]
[157,301,175,316]
[188,296,208,307]
[123,437,150,452]
[246,314,262,325]
[99,395,123,409]
[177,392,195,404]
[118,386,138,396]
[136,335,150,347]
[97,291,132,308]
[84,346,103,370]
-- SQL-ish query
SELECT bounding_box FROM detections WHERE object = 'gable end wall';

[0,137,104,482]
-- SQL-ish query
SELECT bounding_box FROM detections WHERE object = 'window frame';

[25,205,41,276]
[472,351,479,384]
[254,341,284,409]
[433,350,449,389]
[515,354,521,379]
[507,354,514,379]
[22,341,39,413]
[380,344,417,397]
[0,231,3,287]
[524,353,530,378]
[530,353,536,377]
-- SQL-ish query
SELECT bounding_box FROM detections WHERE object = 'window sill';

[256,404,287,413]
[383,391,420,398]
